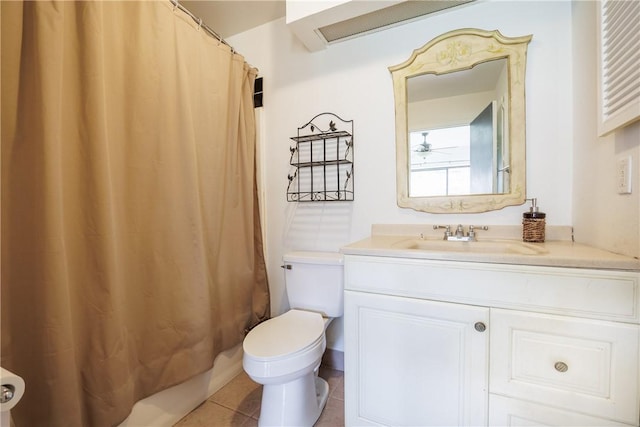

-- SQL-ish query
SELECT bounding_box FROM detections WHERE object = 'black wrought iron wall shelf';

[287,113,354,202]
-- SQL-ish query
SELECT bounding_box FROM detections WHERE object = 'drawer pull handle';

[474,322,486,332]
[554,361,568,373]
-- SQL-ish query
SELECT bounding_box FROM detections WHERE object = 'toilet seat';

[244,309,324,360]
[243,310,326,381]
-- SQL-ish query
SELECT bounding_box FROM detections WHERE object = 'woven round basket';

[523,218,545,242]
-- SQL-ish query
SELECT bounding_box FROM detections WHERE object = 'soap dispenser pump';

[522,198,546,242]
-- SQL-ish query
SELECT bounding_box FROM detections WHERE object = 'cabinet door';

[344,290,489,426]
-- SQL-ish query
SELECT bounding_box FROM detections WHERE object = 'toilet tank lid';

[283,251,344,265]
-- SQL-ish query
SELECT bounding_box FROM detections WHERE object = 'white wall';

[571,1,640,259]
[409,90,497,130]
[229,1,577,351]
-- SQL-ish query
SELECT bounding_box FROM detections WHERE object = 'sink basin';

[393,239,548,256]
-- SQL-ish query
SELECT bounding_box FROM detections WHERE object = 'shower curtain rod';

[170,0,235,53]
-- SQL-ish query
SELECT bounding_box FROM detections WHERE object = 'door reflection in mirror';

[470,101,495,194]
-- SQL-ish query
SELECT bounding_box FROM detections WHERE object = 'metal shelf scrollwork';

[287,113,354,202]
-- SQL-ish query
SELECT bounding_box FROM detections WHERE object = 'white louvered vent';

[598,0,640,136]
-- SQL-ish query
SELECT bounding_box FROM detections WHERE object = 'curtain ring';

[197,18,202,31]
[172,0,178,12]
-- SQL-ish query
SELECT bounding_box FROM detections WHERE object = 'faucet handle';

[468,225,489,239]
[433,225,452,239]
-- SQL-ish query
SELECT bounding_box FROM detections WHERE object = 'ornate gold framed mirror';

[390,29,532,213]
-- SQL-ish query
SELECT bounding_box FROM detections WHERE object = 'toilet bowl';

[242,251,344,427]
[243,309,331,427]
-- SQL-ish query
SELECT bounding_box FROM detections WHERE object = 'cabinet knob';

[554,361,568,373]
[474,322,486,332]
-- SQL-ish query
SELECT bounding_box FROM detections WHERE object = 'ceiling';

[179,1,286,39]
[179,0,476,52]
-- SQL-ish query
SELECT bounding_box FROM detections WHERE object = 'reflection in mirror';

[408,59,509,197]
[390,29,532,213]
[409,126,471,197]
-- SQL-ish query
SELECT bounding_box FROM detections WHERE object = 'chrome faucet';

[433,224,488,241]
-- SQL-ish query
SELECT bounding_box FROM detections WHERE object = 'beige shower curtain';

[1,1,270,426]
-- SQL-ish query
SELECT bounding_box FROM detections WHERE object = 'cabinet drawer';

[490,309,639,425]
[489,394,634,426]
[344,256,640,323]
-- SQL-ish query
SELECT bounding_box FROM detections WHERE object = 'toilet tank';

[283,251,344,317]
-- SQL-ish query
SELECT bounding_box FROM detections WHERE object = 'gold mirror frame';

[390,29,532,213]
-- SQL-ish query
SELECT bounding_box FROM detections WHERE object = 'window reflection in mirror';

[407,59,509,198]
[409,126,470,197]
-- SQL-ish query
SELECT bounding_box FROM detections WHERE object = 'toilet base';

[258,370,329,427]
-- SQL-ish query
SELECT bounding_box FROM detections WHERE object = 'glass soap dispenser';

[522,198,546,242]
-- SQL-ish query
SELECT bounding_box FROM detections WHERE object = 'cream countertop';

[341,224,640,272]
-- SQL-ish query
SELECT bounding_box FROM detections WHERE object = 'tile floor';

[174,366,344,427]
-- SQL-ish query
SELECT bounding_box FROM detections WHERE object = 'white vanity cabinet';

[343,254,640,427]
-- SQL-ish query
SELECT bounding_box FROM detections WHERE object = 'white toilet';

[242,251,344,427]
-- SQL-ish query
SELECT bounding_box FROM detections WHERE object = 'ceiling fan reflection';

[413,131,457,154]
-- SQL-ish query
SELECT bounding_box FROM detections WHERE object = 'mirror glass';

[408,59,509,197]
[390,29,532,213]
